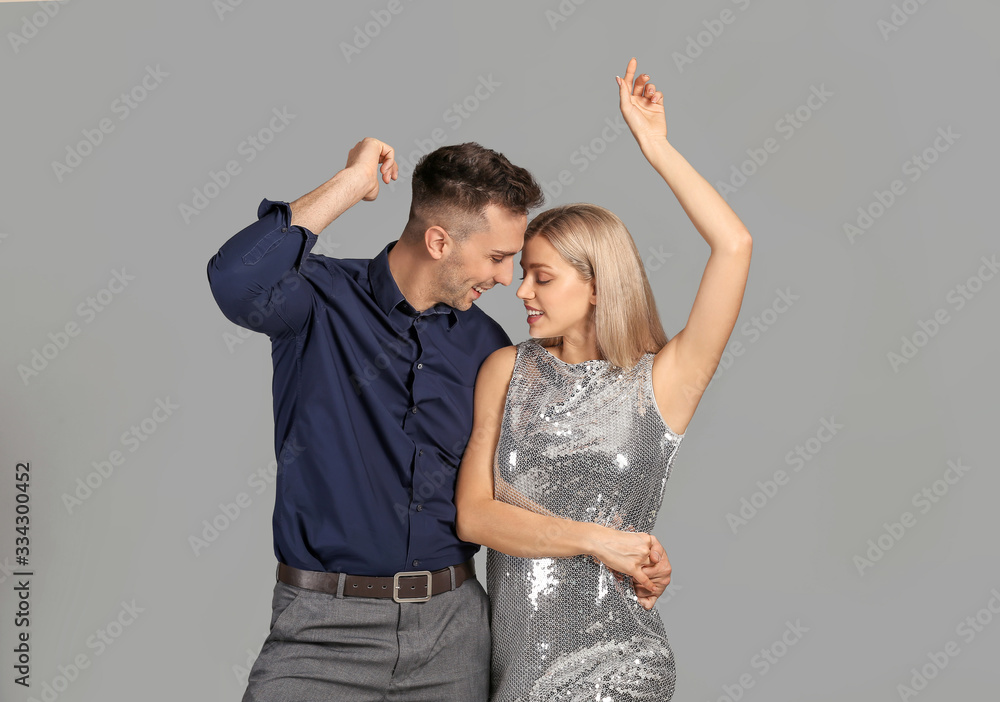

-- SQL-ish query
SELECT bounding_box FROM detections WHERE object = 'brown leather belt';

[277,559,475,603]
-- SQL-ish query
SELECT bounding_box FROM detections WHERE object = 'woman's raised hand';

[615,57,667,148]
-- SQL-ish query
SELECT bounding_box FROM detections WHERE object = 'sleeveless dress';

[486,338,685,701]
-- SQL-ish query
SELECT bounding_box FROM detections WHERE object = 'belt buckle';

[393,570,433,603]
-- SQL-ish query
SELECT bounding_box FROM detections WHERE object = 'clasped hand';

[592,526,672,611]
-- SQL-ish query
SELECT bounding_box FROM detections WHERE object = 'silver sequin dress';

[486,338,684,702]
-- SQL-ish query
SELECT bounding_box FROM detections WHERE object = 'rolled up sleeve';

[206,198,318,337]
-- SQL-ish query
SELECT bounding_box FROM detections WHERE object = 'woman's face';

[515,235,595,338]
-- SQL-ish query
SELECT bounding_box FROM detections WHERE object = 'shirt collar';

[369,240,459,331]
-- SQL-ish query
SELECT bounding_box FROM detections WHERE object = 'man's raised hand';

[346,137,398,202]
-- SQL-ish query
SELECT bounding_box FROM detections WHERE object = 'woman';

[455,57,752,701]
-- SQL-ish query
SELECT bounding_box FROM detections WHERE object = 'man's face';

[436,204,527,311]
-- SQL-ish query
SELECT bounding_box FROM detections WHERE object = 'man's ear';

[425,226,450,261]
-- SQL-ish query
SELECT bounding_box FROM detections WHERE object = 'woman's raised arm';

[617,57,753,436]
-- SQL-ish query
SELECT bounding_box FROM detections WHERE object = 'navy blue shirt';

[207,198,512,575]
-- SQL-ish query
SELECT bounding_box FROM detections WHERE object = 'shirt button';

[418,450,424,456]
[417,363,423,369]
[411,406,418,414]
[416,504,424,512]
[412,559,420,567]
[281,227,287,232]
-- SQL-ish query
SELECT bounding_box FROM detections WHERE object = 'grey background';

[2,0,998,699]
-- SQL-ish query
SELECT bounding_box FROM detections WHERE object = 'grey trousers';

[242,568,491,701]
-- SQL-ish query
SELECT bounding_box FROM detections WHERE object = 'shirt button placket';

[409,316,427,567]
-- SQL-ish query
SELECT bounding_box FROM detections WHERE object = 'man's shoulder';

[455,305,513,345]
[299,251,371,287]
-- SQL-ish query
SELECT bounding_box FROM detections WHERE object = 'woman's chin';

[527,325,559,337]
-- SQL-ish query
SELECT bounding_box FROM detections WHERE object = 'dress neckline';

[529,340,658,372]
[531,340,609,368]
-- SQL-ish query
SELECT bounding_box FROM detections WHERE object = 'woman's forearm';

[638,137,751,251]
[458,497,604,559]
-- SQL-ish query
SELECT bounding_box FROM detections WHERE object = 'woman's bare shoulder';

[479,344,518,384]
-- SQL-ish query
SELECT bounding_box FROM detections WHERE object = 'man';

[206,137,672,700]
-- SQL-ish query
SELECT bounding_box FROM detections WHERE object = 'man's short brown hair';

[406,142,544,244]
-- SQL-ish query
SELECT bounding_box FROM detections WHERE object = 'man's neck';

[387,239,436,313]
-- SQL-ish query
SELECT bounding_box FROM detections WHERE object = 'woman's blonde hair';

[524,203,669,370]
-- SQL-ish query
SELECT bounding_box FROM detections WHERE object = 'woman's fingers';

[633,74,652,98]
[631,566,655,593]
[637,593,656,610]
[623,56,637,87]
[629,533,656,591]
[619,58,662,108]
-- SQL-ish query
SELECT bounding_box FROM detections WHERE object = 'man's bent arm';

[206,168,368,337]
[288,167,369,235]
[289,137,397,235]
